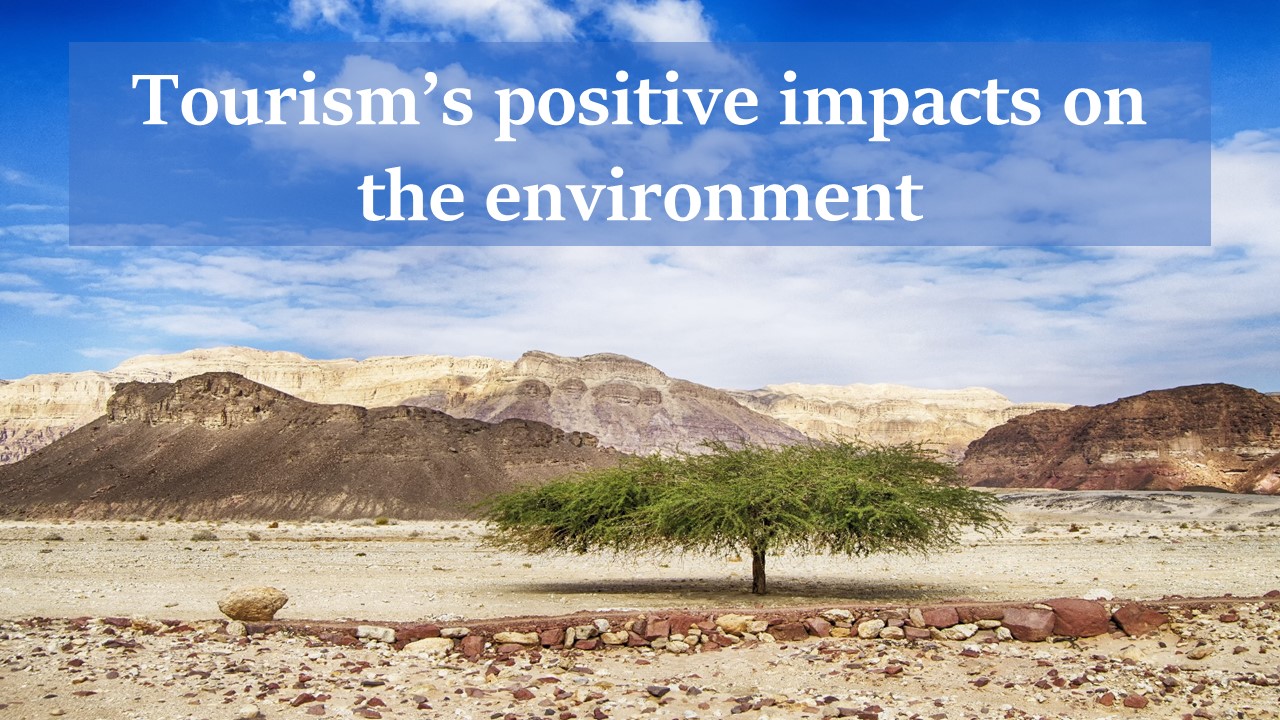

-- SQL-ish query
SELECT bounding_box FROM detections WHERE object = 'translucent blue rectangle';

[69,42,1209,246]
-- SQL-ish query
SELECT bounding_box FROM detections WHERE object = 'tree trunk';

[751,547,767,595]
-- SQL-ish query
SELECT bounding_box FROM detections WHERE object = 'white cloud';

[5,131,1277,405]
[378,0,575,40]
[288,0,361,30]
[605,0,712,42]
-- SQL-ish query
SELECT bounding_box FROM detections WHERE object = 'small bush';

[1068,523,1081,532]
[374,516,391,526]
[350,518,374,527]
[135,534,149,541]
[267,521,279,529]
[246,532,262,541]
[190,529,219,542]
[41,533,64,542]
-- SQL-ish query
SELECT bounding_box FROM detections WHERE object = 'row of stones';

[318,598,1179,662]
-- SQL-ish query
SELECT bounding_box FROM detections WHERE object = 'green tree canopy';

[482,441,1005,594]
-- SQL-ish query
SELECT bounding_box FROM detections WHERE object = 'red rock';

[1218,613,1239,623]
[459,634,485,660]
[496,643,524,655]
[626,631,649,647]
[513,687,535,701]
[1264,589,1280,598]
[1112,604,1169,637]
[1122,694,1149,709]
[1002,608,1055,642]
[903,627,932,640]
[884,665,903,675]
[1046,598,1111,637]
[769,622,809,642]
[540,628,565,647]
[306,706,326,716]
[643,619,670,641]
[803,618,832,637]
[696,620,717,633]
[290,693,317,706]
[354,710,382,719]
[921,607,961,628]
[701,641,720,651]
[396,624,441,645]
[1097,692,1115,706]
[574,639,600,651]
[955,605,1006,623]
[668,615,700,635]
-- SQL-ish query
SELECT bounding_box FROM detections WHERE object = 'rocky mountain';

[959,384,1280,494]
[0,373,617,520]
[731,383,1067,459]
[0,347,804,462]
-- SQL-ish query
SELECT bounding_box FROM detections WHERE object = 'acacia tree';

[482,441,1005,594]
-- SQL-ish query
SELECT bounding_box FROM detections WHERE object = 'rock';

[830,627,852,638]
[904,627,932,640]
[1122,694,1149,709]
[459,634,485,660]
[646,685,670,698]
[539,628,565,647]
[770,622,810,642]
[218,586,288,621]
[1002,608,1056,642]
[592,618,611,634]
[1112,603,1169,637]
[643,619,670,641]
[907,608,926,628]
[600,631,628,645]
[857,619,886,639]
[357,625,396,644]
[493,631,540,645]
[665,640,691,653]
[439,626,470,638]
[921,607,960,628]
[225,620,247,637]
[955,605,1005,624]
[975,620,1002,629]
[715,614,754,635]
[879,626,905,640]
[1045,598,1111,637]
[403,638,454,655]
[236,705,261,719]
[1186,645,1215,660]
[937,623,978,641]
[1118,645,1146,662]
[820,609,853,623]
[994,627,1012,641]
[803,618,832,637]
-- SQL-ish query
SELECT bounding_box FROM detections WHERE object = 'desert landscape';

[1,347,1279,719]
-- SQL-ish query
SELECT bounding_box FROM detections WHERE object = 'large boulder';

[1046,598,1112,637]
[218,586,289,621]
[1002,607,1055,642]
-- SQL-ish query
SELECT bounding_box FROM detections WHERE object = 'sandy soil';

[0,491,1277,622]
[2,490,1279,720]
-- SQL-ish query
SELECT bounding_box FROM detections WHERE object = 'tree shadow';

[514,576,974,604]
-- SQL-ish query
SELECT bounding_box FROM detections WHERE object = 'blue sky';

[1,1,1278,403]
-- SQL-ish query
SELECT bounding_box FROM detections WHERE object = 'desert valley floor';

[1,491,1279,719]
[2,491,1277,621]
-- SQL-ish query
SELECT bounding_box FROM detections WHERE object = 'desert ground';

[2,490,1279,719]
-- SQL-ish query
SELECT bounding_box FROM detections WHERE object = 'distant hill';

[0,373,618,520]
[730,383,1066,460]
[0,346,1062,465]
[959,383,1280,494]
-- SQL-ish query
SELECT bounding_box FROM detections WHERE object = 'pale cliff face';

[1,347,805,461]
[729,384,1068,460]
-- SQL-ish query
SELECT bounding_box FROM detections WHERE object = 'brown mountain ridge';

[959,383,1280,494]
[0,373,619,520]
